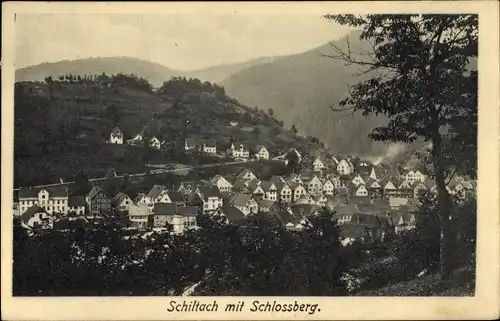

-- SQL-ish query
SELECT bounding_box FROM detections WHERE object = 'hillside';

[15,57,181,87]
[14,75,323,188]
[222,31,390,157]
[183,56,280,84]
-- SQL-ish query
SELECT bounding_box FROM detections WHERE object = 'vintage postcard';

[1,1,499,320]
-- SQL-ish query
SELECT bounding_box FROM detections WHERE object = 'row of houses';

[184,138,271,160]
[109,127,163,149]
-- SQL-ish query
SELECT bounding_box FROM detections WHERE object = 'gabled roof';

[259,181,276,193]
[197,186,223,200]
[257,199,276,210]
[277,210,299,226]
[253,144,267,153]
[87,186,105,199]
[333,204,360,215]
[370,165,385,179]
[270,175,284,184]
[289,182,305,190]
[19,186,69,198]
[339,224,369,239]
[111,126,123,137]
[381,176,401,188]
[202,138,216,147]
[134,193,147,203]
[365,177,380,188]
[289,204,319,219]
[168,191,185,203]
[111,192,130,207]
[21,204,47,222]
[246,179,261,193]
[236,169,256,180]
[219,206,246,224]
[230,193,254,207]
[148,185,166,199]
[210,175,229,185]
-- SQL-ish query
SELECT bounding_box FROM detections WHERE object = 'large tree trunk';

[431,127,454,280]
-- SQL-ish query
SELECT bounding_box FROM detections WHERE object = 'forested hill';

[15,57,181,87]
[221,31,390,157]
[14,74,324,188]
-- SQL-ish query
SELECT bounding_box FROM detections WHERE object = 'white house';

[109,127,123,144]
[230,193,259,216]
[277,182,293,203]
[128,203,149,229]
[21,205,54,229]
[127,132,143,145]
[210,175,233,193]
[202,139,217,155]
[254,145,270,160]
[236,169,257,182]
[111,192,133,213]
[337,159,352,175]
[231,143,250,159]
[291,183,308,202]
[260,181,278,201]
[185,138,198,151]
[196,186,224,213]
[306,176,323,196]
[354,184,369,197]
[150,136,161,150]
[403,170,426,183]
[312,157,326,172]
[19,186,69,215]
[351,174,366,187]
[322,179,335,195]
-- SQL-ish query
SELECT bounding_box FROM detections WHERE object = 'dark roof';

[277,210,299,226]
[197,186,223,200]
[186,193,203,206]
[339,224,369,239]
[289,204,319,219]
[219,206,246,224]
[21,204,47,222]
[168,191,185,203]
[333,204,360,215]
[87,186,105,199]
[19,186,68,198]
[111,126,123,137]
[154,203,198,217]
[230,193,254,207]
[185,138,198,146]
[148,185,166,199]
[257,199,276,210]
[202,138,216,147]
[68,195,86,207]
[111,192,130,207]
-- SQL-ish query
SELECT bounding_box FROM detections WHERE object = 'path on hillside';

[13,159,263,191]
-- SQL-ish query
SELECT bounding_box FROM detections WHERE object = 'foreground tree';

[323,14,477,279]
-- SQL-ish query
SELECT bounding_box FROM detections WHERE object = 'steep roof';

[230,193,254,207]
[168,191,185,203]
[111,192,130,207]
[197,186,223,200]
[111,126,123,137]
[21,204,47,222]
[202,138,216,147]
[253,144,267,153]
[87,186,104,199]
[259,181,276,193]
[339,224,369,239]
[257,199,276,211]
[289,204,319,219]
[147,185,166,199]
[276,210,299,226]
[219,206,246,224]
[236,169,256,180]
[333,204,360,215]
[185,137,199,146]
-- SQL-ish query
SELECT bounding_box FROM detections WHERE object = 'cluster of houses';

[14,154,476,243]
[184,137,271,161]
[108,127,163,150]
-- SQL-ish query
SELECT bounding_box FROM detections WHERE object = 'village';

[14,124,477,246]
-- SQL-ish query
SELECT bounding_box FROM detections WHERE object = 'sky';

[15,14,352,71]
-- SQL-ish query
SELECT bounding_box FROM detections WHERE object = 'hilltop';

[14,74,324,188]
[15,56,279,87]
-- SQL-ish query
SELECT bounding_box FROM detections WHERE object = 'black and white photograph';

[2,1,499,320]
